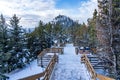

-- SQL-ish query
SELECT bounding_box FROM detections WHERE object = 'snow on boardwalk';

[52,44,91,80]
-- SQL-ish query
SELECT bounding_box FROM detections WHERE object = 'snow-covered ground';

[52,44,91,80]
[6,60,44,80]
[6,43,92,80]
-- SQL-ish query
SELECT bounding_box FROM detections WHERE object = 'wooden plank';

[97,74,115,80]
[19,72,45,80]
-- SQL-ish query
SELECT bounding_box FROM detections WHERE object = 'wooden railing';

[19,54,58,80]
[46,48,63,54]
[97,74,115,80]
[43,54,58,80]
[81,54,115,80]
[81,54,96,80]
[19,72,45,80]
[38,47,63,57]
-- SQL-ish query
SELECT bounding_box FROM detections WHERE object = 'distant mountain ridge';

[52,15,75,28]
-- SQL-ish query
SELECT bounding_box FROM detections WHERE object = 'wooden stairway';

[19,54,58,80]
[37,47,63,68]
[81,54,115,80]
[88,55,104,69]
[19,47,62,80]
[37,54,53,68]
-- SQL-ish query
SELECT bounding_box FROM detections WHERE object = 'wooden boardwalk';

[19,44,115,80]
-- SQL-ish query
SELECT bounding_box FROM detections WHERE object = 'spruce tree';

[9,14,28,71]
[0,14,11,73]
[0,14,9,53]
[88,9,98,50]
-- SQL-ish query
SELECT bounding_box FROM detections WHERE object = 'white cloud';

[60,0,98,24]
[78,0,98,23]
[0,0,61,28]
[0,0,98,28]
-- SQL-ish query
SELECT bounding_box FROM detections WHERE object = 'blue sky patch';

[55,0,88,9]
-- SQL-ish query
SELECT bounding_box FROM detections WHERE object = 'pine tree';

[88,9,98,51]
[8,14,28,71]
[0,14,11,73]
[21,29,31,63]
[28,20,51,57]
[0,14,9,53]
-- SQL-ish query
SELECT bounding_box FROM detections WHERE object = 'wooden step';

[37,55,53,67]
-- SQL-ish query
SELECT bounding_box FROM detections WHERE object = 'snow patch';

[7,60,44,80]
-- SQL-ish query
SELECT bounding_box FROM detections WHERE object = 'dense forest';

[0,0,120,79]
[0,14,87,74]
[96,0,120,79]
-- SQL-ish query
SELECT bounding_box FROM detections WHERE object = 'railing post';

[44,69,49,80]
[55,53,58,63]
[40,56,43,68]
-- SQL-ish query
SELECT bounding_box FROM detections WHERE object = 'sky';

[0,0,98,28]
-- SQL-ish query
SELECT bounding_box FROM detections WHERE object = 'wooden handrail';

[19,72,45,80]
[43,54,58,80]
[81,54,96,79]
[97,74,115,80]
[81,54,115,80]
[19,54,58,80]
[38,48,63,57]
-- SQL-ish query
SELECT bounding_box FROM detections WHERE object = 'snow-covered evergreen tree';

[8,14,29,71]
[0,14,11,73]
[0,14,9,53]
